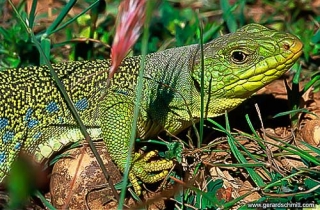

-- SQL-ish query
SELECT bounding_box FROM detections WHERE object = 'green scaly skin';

[0,24,302,195]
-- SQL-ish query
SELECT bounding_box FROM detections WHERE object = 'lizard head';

[191,23,303,117]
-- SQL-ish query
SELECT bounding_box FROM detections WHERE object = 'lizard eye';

[231,50,248,64]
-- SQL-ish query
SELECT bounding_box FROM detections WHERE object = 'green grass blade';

[219,0,238,32]
[300,141,320,154]
[45,0,77,36]
[208,115,266,187]
[40,38,51,65]
[203,23,221,43]
[227,133,265,187]
[48,1,100,36]
[28,0,37,29]
[245,114,268,150]
[119,1,154,208]
[303,72,320,93]
[263,137,320,165]
[197,11,204,148]
[34,190,55,210]
[273,108,313,118]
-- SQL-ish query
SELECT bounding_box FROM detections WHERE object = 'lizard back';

[0,60,110,181]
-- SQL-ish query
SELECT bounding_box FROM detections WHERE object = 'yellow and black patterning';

[0,24,303,195]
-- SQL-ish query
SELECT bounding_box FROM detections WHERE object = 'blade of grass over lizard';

[0,23,303,199]
[118,0,150,206]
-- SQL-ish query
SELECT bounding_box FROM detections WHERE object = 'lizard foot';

[129,150,174,195]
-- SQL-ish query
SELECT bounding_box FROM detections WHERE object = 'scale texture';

[0,24,303,195]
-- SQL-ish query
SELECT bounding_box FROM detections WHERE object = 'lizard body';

[0,24,303,195]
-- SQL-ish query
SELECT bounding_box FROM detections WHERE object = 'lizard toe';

[128,151,173,194]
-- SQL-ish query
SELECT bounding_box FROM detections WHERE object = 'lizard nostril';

[283,42,290,50]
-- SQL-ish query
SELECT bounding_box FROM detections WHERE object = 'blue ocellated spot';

[24,108,39,129]
[46,101,59,113]
[24,108,33,121]
[14,142,21,150]
[0,152,6,164]
[115,89,129,95]
[58,116,64,123]
[33,132,42,140]
[0,118,8,130]
[27,119,39,129]
[2,131,14,143]
[75,98,89,111]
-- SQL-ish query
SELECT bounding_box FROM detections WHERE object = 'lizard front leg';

[99,91,173,195]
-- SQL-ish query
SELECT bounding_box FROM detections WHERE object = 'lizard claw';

[128,150,174,195]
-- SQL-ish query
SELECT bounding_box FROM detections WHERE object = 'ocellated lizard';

[0,24,303,195]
